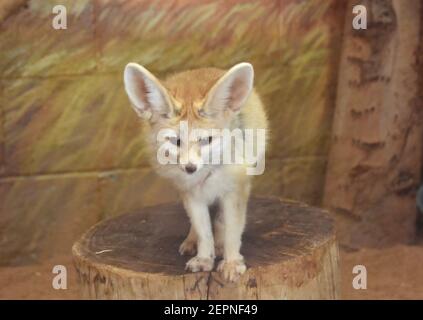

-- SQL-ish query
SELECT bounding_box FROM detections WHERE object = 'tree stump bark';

[72,197,340,299]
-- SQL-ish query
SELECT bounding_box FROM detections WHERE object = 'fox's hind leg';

[213,210,225,257]
[179,226,197,256]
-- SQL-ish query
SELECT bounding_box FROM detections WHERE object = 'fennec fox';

[124,62,268,281]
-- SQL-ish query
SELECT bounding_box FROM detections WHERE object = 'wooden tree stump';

[72,197,340,299]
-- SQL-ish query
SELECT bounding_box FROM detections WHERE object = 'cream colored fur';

[124,62,268,281]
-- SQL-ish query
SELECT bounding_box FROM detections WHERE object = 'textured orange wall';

[0,0,345,265]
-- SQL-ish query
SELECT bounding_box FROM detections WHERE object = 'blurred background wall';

[0,0,421,266]
[324,0,423,248]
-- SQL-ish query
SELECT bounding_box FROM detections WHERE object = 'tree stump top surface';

[73,197,335,277]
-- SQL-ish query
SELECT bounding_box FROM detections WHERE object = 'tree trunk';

[73,198,340,299]
[324,0,423,248]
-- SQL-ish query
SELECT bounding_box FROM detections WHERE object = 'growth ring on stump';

[73,197,340,299]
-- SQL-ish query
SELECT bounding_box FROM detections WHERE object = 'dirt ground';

[1,245,423,299]
[341,245,423,299]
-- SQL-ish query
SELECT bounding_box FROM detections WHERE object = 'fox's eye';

[199,136,213,146]
[168,136,181,147]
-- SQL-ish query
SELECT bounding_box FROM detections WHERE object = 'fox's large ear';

[204,62,254,115]
[124,63,172,120]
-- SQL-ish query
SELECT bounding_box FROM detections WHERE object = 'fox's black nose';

[185,163,197,174]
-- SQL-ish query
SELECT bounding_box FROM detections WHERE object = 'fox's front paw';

[179,238,196,256]
[185,256,214,272]
[217,259,246,282]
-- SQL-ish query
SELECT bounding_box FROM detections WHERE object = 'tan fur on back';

[164,68,225,104]
[162,68,225,121]
[161,68,268,134]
